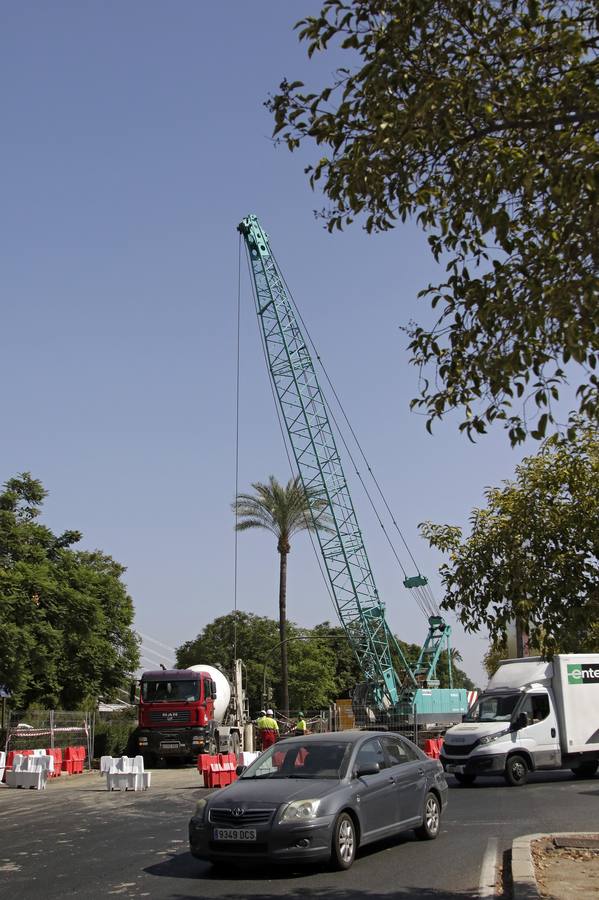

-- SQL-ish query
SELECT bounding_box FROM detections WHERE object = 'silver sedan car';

[189,729,448,870]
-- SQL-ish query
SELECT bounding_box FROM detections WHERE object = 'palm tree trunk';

[279,550,289,716]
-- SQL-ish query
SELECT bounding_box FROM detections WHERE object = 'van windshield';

[463,693,520,723]
[141,680,200,703]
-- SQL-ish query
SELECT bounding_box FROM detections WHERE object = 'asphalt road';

[0,767,597,899]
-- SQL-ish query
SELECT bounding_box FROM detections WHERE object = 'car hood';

[208,778,342,807]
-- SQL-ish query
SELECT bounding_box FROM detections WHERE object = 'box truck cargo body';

[440,655,599,786]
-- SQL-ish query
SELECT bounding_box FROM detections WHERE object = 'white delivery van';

[440,654,599,786]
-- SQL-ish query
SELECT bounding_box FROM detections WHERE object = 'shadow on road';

[145,831,419,883]
[164,888,481,900]
[447,771,599,790]
[144,846,481,899]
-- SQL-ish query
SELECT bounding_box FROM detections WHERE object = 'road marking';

[478,836,499,898]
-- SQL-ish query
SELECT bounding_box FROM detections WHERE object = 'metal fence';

[334,702,421,745]
[4,710,94,767]
[272,704,434,747]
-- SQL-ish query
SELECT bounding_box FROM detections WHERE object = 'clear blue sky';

[1,1,549,686]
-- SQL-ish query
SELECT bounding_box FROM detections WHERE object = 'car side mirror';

[356,763,380,777]
[235,765,246,777]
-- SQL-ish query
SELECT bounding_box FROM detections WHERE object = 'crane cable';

[273,252,440,620]
[232,233,243,663]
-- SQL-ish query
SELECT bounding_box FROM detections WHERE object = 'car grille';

[149,710,191,723]
[209,808,274,826]
[209,841,268,854]
[442,742,478,757]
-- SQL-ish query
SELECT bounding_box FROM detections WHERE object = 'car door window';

[355,738,387,772]
[382,736,418,766]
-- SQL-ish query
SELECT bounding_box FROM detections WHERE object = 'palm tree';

[233,475,333,716]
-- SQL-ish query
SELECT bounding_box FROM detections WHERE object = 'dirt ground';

[533,835,599,900]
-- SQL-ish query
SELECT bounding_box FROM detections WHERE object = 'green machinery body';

[238,214,468,721]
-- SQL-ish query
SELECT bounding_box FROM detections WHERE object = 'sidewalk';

[512,832,599,899]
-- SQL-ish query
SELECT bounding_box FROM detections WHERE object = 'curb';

[511,832,598,900]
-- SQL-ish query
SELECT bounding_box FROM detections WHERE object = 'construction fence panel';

[4,710,94,768]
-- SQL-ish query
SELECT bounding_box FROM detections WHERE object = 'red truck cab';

[134,669,217,764]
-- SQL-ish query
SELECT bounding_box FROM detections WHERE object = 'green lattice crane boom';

[238,214,464,713]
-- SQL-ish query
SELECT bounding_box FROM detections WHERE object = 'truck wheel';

[571,761,598,779]
[454,773,477,786]
[505,754,529,786]
[415,792,441,840]
[330,812,356,870]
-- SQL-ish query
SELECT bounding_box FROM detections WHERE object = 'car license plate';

[161,742,180,750]
[446,764,465,774]
[213,828,257,842]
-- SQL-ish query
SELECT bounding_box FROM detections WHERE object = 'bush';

[93,712,137,758]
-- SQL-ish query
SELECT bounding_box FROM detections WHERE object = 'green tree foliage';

[233,476,333,714]
[483,640,509,678]
[269,1,599,445]
[311,621,362,694]
[0,474,139,708]
[421,427,599,655]
[175,611,339,712]
[175,611,476,709]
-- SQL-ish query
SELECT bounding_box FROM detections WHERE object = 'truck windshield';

[464,693,520,723]
[141,680,200,703]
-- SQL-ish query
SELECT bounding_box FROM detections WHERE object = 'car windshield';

[241,741,350,780]
[141,680,200,702]
[463,693,520,723]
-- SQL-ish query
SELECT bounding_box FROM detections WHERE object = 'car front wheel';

[415,792,441,840]
[331,812,356,870]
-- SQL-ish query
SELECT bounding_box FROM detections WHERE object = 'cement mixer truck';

[130,660,252,765]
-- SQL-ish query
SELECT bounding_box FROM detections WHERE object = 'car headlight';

[193,798,208,820]
[279,799,321,822]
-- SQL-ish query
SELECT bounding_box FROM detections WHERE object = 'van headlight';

[279,799,321,822]
[479,732,503,746]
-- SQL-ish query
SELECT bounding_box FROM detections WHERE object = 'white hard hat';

[266,709,274,716]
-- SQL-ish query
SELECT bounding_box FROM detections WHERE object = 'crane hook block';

[403,574,428,589]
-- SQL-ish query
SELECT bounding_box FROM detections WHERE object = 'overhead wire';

[136,632,176,655]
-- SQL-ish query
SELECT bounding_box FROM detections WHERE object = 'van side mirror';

[514,711,529,730]
[236,765,246,777]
